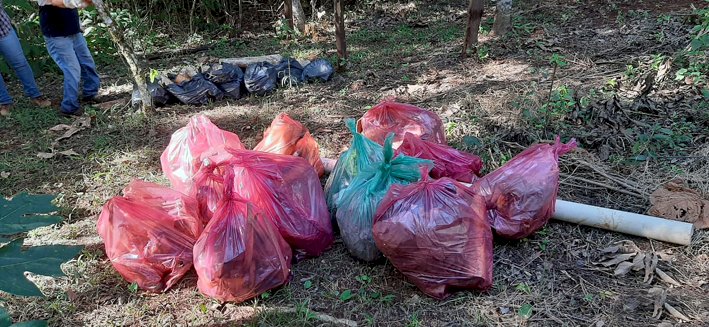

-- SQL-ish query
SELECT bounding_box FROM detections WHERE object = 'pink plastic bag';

[197,148,333,258]
[397,133,483,183]
[373,171,493,299]
[97,195,202,292]
[190,163,227,225]
[357,100,446,148]
[193,169,292,302]
[161,114,244,193]
[253,113,325,177]
[472,137,577,239]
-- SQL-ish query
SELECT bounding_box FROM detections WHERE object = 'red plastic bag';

[357,100,446,148]
[97,195,202,292]
[472,137,577,239]
[122,179,201,224]
[203,148,333,258]
[193,169,292,302]
[373,170,493,299]
[161,114,244,194]
[190,163,227,225]
[253,113,325,176]
[397,133,483,183]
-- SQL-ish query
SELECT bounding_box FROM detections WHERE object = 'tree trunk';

[284,0,294,29]
[462,0,484,58]
[92,0,154,114]
[292,0,306,34]
[492,0,512,37]
[334,0,347,69]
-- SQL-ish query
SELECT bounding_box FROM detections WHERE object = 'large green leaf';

[0,239,82,296]
[0,194,63,236]
[0,307,47,327]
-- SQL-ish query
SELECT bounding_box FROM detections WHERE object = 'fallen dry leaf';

[645,253,659,283]
[37,149,80,159]
[54,126,82,143]
[37,152,55,159]
[601,240,641,254]
[601,253,636,267]
[648,287,666,318]
[664,303,690,321]
[655,268,681,287]
[632,253,646,271]
[614,261,634,276]
[649,181,709,229]
[49,123,72,132]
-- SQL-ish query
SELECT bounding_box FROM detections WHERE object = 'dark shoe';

[59,107,84,117]
[81,96,98,104]
[31,96,52,108]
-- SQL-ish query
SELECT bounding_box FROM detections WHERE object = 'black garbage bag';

[274,57,304,87]
[165,73,224,106]
[131,80,173,108]
[302,59,334,82]
[244,62,277,95]
[203,63,245,100]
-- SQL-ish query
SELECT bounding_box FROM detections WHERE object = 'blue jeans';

[0,30,43,105]
[45,33,100,113]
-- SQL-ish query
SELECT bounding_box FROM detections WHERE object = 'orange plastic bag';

[193,169,292,302]
[472,137,577,239]
[195,148,333,258]
[397,133,483,183]
[161,114,244,193]
[358,100,446,148]
[97,193,202,292]
[373,171,493,299]
[253,113,325,176]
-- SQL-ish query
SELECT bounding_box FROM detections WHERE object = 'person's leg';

[0,30,42,99]
[71,33,99,99]
[45,36,81,113]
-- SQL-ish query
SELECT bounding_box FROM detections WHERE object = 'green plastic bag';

[335,134,431,261]
[324,119,383,219]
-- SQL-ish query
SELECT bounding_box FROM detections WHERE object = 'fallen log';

[319,157,694,245]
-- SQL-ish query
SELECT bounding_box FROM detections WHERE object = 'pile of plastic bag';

[98,98,576,302]
[98,113,332,302]
[132,56,334,107]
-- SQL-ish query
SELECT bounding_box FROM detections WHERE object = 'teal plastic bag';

[335,134,431,261]
[324,119,383,219]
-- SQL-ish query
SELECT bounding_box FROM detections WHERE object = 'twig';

[568,158,649,196]
[560,174,646,199]
[265,306,358,327]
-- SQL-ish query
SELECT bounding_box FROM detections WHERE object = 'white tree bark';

[292,0,306,34]
[493,0,512,36]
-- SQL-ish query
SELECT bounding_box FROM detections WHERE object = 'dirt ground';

[1,0,708,326]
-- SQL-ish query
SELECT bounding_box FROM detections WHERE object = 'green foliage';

[0,194,82,297]
[0,193,62,236]
[515,283,531,295]
[549,53,568,68]
[518,304,533,319]
[0,239,82,296]
[630,122,694,160]
[339,289,354,302]
[0,307,47,327]
[674,2,709,85]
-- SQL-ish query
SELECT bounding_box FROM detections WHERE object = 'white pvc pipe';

[553,199,694,245]
[320,157,694,245]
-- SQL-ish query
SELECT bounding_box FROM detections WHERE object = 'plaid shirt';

[0,1,13,39]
